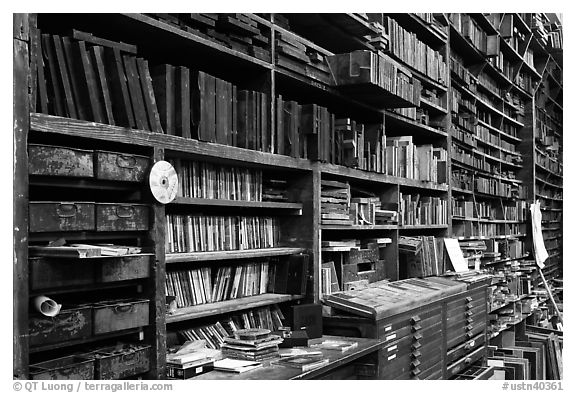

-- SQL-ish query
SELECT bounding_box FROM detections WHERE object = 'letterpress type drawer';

[29,202,96,232]
[95,151,150,182]
[29,257,94,290]
[96,203,149,231]
[92,299,149,334]
[30,355,94,380]
[446,345,486,378]
[29,304,92,346]
[100,254,152,282]
[28,144,94,178]
[84,343,151,379]
[446,333,486,364]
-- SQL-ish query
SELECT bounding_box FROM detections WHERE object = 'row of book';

[399,192,448,226]
[385,137,448,182]
[485,238,526,260]
[450,14,491,54]
[452,199,527,221]
[452,221,526,238]
[34,30,164,132]
[452,143,499,174]
[169,159,263,201]
[476,176,527,199]
[148,13,271,62]
[452,126,477,149]
[387,17,448,83]
[165,215,280,253]
[399,236,447,278]
[176,305,285,350]
[450,54,478,90]
[166,261,273,307]
[477,72,502,99]
[328,50,421,106]
[477,123,505,148]
[489,53,515,81]
[451,168,474,191]
[451,88,476,115]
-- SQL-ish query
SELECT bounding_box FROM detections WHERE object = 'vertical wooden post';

[145,147,167,379]
[13,13,30,380]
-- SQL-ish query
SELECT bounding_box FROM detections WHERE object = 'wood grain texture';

[30,113,313,170]
[165,247,305,264]
[13,34,30,380]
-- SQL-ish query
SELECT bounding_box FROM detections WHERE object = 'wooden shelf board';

[385,51,448,92]
[477,120,522,143]
[30,114,312,171]
[321,224,397,231]
[399,224,449,230]
[450,160,522,185]
[170,197,303,211]
[319,163,449,191]
[452,218,524,224]
[449,24,486,65]
[456,234,527,241]
[420,98,448,114]
[165,247,306,264]
[389,13,448,48]
[535,177,562,189]
[384,110,448,138]
[535,163,563,179]
[166,293,304,323]
[30,328,144,353]
[28,176,141,191]
[451,187,474,195]
[29,279,144,297]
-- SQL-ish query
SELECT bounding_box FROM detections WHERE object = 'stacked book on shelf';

[165,215,279,253]
[399,235,447,278]
[450,14,492,54]
[221,328,283,361]
[334,118,386,172]
[387,16,448,83]
[176,305,285,350]
[399,192,447,226]
[147,13,271,62]
[385,137,448,183]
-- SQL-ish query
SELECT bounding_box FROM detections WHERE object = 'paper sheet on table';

[444,238,468,272]
[531,201,549,269]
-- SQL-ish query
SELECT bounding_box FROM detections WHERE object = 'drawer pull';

[115,206,135,218]
[412,342,422,350]
[465,311,473,317]
[467,317,474,324]
[464,340,476,350]
[411,350,421,359]
[465,297,473,302]
[411,368,421,376]
[56,203,78,218]
[466,325,474,331]
[464,357,473,365]
[466,304,474,310]
[413,333,423,341]
[113,304,135,313]
[116,155,137,169]
[466,332,474,338]
[410,316,421,324]
[411,360,421,368]
[412,324,422,332]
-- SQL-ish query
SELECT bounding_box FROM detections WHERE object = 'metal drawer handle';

[115,206,135,218]
[464,339,476,350]
[116,155,137,169]
[411,368,421,376]
[113,304,134,313]
[413,333,423,341]
[412,324,422,332]
[465,297,473,302]
[57,203,78,218]
[465,311,473,317]
[410,316,421,324]
[412,342,422,350]
[411,360,421,368]
[411,350,422,359]
[464,357,473,365]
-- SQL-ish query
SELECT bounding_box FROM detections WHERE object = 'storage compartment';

[92,299,149,334]
[28,144,94,178]
[29,202,96,232]
[96,203,150,231]
[84,343,151,379]
[95,151,150,182]
[100,254,152,282]
[29,355,95,380]
[29,257,94,290]
[29,305,92,346]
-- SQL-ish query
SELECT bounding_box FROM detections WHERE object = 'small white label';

[384,325,392,332]
[386,333,396,341]
[388,354,397,361]
[138,331,144,341]
[388,345,398,352]
[196,366,203,373]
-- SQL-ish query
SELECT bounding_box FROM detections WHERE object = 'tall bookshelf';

[13,12,562,380]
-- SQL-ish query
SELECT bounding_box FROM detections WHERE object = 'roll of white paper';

[33,296,62,317]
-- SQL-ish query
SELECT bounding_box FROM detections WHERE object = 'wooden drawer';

[30,355,95,380]
[29,257,93,290]
[29,305,92,346]
[100,254,152,282]
[84,343,151,380]
[447,323,485,350]
[446,333,486,364]
[446,345,486,378]
[96,203,150,231]
[28,144,94,178]
[29,202,96,232]
[95,151,150,182]
[92,299,149,334]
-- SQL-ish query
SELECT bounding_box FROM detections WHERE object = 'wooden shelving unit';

[13,12,561,380]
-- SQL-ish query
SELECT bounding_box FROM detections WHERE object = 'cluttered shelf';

[165,247,307,264]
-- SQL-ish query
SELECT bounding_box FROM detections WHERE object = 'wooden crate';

[29,305,92,346]
[29,355,95,380]
[28,144,94,177]
[95,151,150,182]
[29,257,94,290]
[96,203,150,231]
[100,254,152,282]
[84,343,151,379]
[29,202,96,232]
[92,299,149,334]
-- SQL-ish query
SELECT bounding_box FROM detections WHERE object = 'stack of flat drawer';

[323,276,490,380]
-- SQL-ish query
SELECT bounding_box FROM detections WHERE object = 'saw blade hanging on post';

[149,160,178,204]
